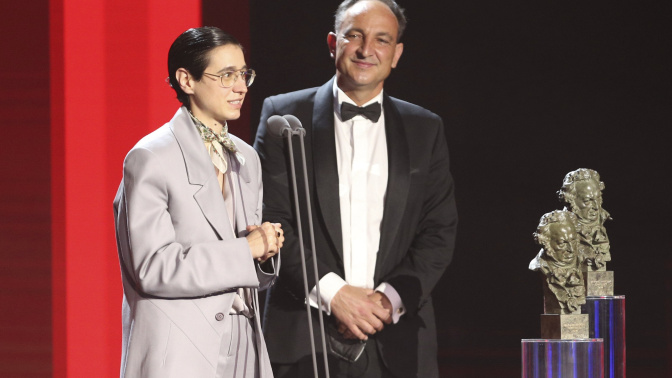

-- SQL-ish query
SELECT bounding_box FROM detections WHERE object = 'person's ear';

[391,42,404,69]
[176,68,195,95]
[327,32,337,59]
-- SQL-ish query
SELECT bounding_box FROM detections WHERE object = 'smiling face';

[328,0,404,104]
[572,179,602,222]
[178,44,248,129]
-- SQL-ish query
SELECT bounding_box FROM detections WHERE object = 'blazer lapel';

[375,96,410,281]
[169,107,235,240]
[312,78,344,259]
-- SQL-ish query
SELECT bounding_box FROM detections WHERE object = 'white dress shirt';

[308,82,405,323]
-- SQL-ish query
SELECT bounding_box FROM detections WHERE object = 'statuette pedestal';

[522,338,604,378]
[584,271,614,296]
[541,314,589,340]
[583,296,626,378]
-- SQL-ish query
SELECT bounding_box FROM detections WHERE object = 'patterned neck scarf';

[189,110,244,173]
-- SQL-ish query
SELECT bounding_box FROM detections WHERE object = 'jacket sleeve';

[250,148,281,292]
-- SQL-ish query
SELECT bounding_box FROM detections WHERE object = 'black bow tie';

[340,102,382,122]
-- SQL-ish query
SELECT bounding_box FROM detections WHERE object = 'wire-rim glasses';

[202,69,256,88]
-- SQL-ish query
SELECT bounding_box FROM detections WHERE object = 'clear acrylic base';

[583,295,626,378]
[522,338,604,378]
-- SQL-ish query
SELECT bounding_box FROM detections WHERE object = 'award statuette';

[558,168,613,296]
[523,210,603,377]
[559,169,625,377]
[530,210,589,339]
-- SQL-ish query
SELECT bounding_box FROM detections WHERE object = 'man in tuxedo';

[254,1,457,377]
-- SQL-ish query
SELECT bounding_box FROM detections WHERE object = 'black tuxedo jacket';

[254,78,457,377]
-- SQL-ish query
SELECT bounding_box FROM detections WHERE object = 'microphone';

[282,114,330,378]
[268,113,329,377]
[282,114,305,136]
[266,115,292,137]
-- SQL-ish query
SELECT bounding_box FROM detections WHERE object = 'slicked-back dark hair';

[168,26,242,107]
[334,0,407,41]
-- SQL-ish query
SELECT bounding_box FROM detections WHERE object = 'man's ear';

[391,42,404,69]
[327,32,337,59]
[176,68,194,95]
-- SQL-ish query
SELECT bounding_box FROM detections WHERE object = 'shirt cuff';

[375,282,406,324]
[308,272,346,314]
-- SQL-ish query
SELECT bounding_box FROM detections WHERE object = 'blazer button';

[215,312,225,321]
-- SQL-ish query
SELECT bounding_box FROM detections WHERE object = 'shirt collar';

[332,78,384,120]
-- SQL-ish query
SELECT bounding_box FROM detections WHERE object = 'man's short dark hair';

[167,26,242,107]
[334,0,407,41]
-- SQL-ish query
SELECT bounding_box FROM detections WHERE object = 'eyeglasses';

[202,69,256,88]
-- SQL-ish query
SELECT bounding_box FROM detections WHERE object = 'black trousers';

[272,337,396,378]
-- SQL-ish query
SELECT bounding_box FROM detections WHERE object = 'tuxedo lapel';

[312,78,344,259]
[375,96,410,281]
[169,107,235,241]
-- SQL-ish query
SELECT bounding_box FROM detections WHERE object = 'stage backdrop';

[49,0,202,376]
[0,1,669,377]
[48,1,254,376]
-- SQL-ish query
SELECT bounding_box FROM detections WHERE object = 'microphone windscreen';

[267,115,291,137]
[283,114,303,131]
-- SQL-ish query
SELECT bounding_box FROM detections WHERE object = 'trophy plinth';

[584,270,614,296]
[522,339,604,378]
[583,295,626,377]
[540,314,589,339]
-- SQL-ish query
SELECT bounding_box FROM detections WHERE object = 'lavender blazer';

[113,107,278,378]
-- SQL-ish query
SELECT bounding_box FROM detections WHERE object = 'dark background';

[247,0,671,376]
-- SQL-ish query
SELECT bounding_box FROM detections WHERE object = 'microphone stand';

[282,127,326,378]
[294,126,330,378]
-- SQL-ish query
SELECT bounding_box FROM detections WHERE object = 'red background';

[1,0,251,376]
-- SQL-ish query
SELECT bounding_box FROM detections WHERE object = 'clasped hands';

[331,284,393,340]
[246,222,284,263]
